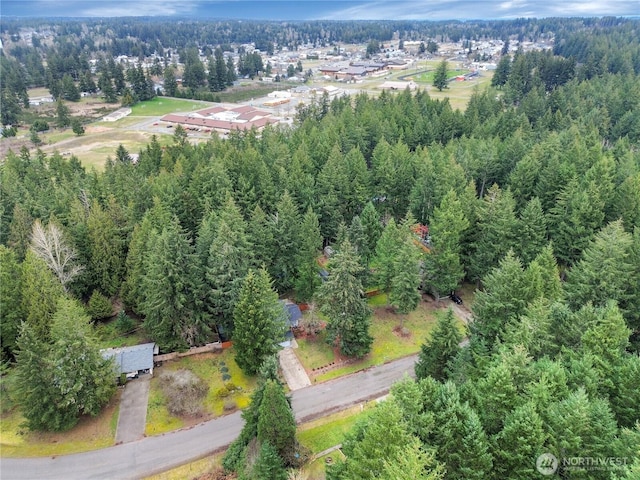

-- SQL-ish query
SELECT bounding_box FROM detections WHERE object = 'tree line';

[1,23,639,433]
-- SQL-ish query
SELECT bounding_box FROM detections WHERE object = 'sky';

[1,0,639,21]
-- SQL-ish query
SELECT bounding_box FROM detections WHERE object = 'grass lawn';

[298,404,372,454]
[95,320,149,350]
[145,348,257,436]
[296,294,462,383]
[0,391,120,457]
[130,97,211,116]
[144,452,225,480]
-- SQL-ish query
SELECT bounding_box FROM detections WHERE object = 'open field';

[145,349,257,436]
[0,391,120,458]
[38,128,173,171]
[130,97,211,116]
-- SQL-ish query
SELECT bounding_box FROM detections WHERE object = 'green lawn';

[130,97,211,116]
[296,295,449,383]
[145,348,257,436]
[0,391,120,457]
[298,404,371,453]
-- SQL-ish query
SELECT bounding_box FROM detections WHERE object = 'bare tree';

[30,219,83,291]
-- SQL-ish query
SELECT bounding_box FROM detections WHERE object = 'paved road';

[115,375,151,444]
[0,355,417,480]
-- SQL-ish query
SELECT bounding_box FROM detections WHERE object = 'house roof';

[101,343,156,375]
[286,303,302,327]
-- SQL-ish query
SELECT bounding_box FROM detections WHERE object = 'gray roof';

[101,343,156,375]
[286,303,302,328]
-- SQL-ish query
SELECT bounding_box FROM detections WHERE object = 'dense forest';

[1,17,640,478]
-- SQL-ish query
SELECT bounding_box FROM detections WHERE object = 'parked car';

[449,292,463,305]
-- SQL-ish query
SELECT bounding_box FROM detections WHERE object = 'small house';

[101,343,158,379]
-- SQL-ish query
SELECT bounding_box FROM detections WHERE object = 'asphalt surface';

[0,354,417,480]
[115,375,150,444]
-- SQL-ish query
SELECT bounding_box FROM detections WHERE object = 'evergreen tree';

[204,218,252,333]
[471,251,527,350]
[390,238,422,315]
[86,200,125,297]
[424,189,469,300]
[316,239,373,358]
[55,100,71,128]
[433,59,449,91]
[257,379,297,463]
[328,399,441,480]
[415,308,462,381]
[493,402,546,480]
[21,251,66,341]
[233,269,286,375]
[163,66,178,97]
[251,441,288,480]
[269,191,301,292]
[565,220,634,312]
[0,246,23,359]
[294,208,322,302]
[141,218,204,350]
[226,55,236,86]
[491,55,511,88]
[360,201,382,267]
[467,184,518,285]
[515,196,547,265]
[71,118,85,136]
[373,218,403,295]
[15,298,115,431]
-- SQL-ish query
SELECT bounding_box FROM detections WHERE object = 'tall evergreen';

[316,239,373,358]
[415,308,462,381]
[233,269,286,375]
[294,208,322,302]
[432,59,449,91]
[390,238,422,315]
[424,189,469,300]
[0,246,23,359]
[141,218,204,350]
[257,379,297,463]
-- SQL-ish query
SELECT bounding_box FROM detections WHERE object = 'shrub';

[1,126,17,137]
[31,119,49,132]
[87,290,113,320]
[115,310,135,334]
[159,369,209,417]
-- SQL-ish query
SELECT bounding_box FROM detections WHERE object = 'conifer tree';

[87,200,124,296]
[390,238,422,315]
[316,239,373,358]
[0,246,23,359]
[269,191,301,291]
[493,403,546,480]
[21,250,65,341]
[415,308,462,381]
[373,218,403,295]
[142,218,204,350]
[295,208,322,302]
[233,269,286,375]
[257,379,297,463]
[425,189,469,300]
[360,201,382,266]
[433,59,449,91]
[251,441,288,480]
[515,196,548,265]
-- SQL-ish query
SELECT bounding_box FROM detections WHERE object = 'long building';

[160,104,278,133]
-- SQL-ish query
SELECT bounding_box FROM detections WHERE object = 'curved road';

[1,355,417,480]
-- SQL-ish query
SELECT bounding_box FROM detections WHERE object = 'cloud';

[80,0,202,17]
[316,0,640,20]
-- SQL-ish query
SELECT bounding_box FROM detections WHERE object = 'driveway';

[0,355,417,480]
[115,374,151,444]
[278,342,312,391]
